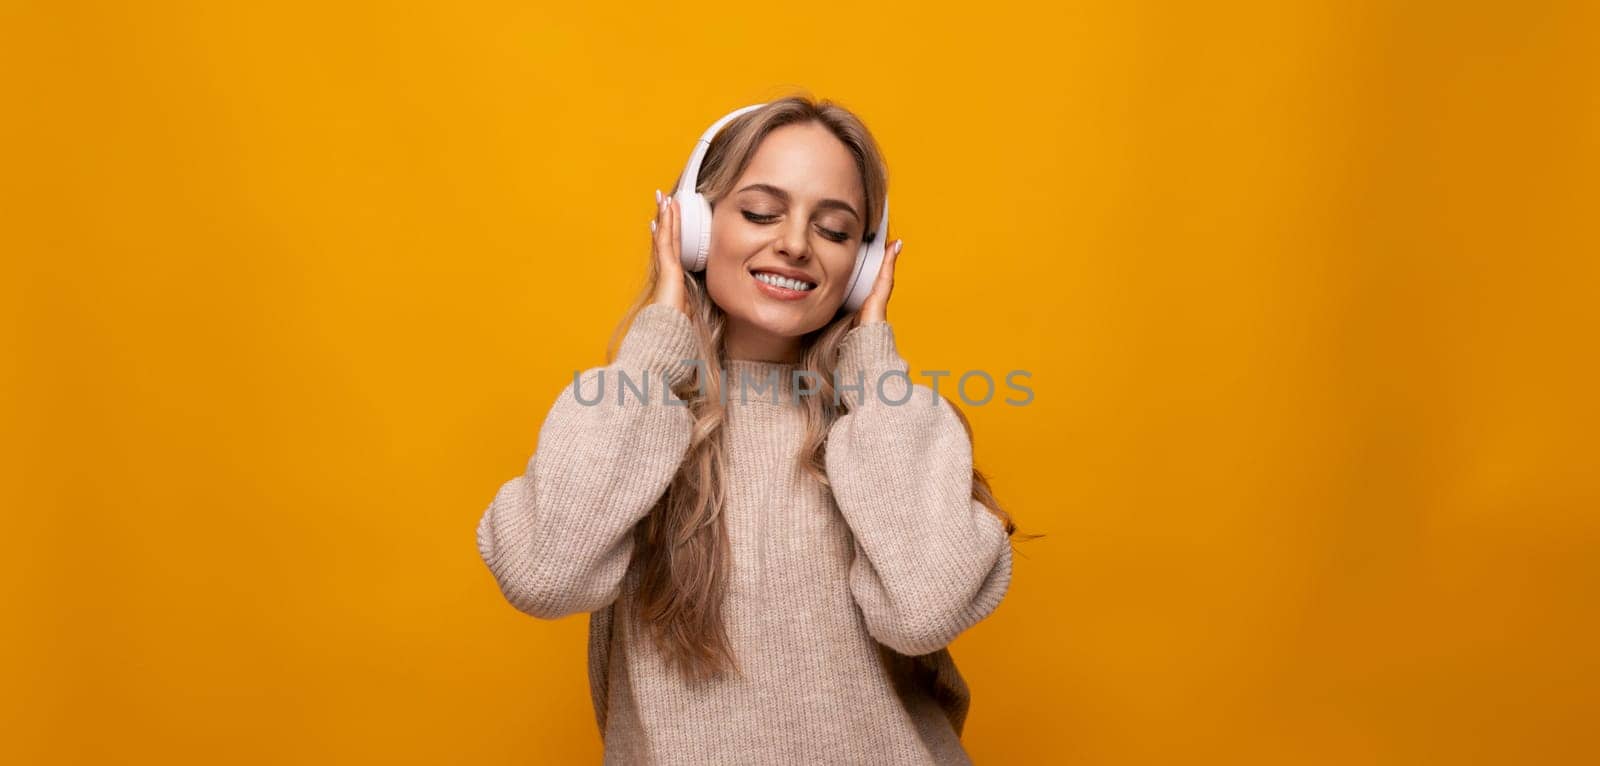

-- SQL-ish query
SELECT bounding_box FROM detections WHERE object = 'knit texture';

[476,303,1014,765]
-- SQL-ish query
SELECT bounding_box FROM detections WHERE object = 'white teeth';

[753,271,815,291]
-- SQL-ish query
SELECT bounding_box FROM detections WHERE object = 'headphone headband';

[677,103,767,197]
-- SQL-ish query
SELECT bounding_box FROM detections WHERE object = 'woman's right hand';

[650,189,688,315]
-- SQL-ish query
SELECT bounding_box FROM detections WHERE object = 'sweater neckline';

[722,358,806,404]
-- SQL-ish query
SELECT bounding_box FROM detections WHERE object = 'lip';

[749,269,815,302]
[748,265,819,285]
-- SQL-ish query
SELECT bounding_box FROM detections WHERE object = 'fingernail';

[650,220,657,233]
[655,189,662,206]
[892,239,904,255]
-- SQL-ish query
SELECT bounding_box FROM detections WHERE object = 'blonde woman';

[476,95,1028,765]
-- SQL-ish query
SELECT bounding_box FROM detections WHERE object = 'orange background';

[6,1,1598,763]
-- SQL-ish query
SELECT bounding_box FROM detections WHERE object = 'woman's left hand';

[850,238,904,329]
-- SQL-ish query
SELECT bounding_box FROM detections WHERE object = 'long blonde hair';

[604,94,1040,685]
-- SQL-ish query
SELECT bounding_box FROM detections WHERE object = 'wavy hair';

[604,94,1041,686]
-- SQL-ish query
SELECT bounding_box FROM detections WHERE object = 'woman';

[476,95,1026,764]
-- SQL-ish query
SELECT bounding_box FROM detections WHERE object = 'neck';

[722,317,804,364]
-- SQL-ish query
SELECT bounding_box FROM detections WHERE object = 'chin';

[715,298,831,339]
[741,303,817,337]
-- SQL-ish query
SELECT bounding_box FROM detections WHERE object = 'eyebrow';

[737,183,860,221]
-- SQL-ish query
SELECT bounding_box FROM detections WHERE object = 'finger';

[669,196,683,264]
[652,190,670,260]
[650,211,661,257]
[872,239,902,302]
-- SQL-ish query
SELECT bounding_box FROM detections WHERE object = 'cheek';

[711,215,761,251]
[821,250,858,291]
[703,226,752,305]
[706,223,751,276]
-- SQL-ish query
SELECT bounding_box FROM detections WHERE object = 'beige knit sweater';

[476,303,1014,765]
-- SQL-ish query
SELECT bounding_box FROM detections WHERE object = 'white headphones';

[671,102,890,314]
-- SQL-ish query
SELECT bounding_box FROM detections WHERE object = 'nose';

[775,215,811,263]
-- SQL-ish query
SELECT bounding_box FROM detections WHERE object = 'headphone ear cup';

[840,234,886,314]
[839,193,890,315]
[676,193,715,272]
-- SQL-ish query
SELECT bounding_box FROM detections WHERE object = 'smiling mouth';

[750,270,818,292]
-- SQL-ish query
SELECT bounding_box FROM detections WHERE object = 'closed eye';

[741,210,851,243]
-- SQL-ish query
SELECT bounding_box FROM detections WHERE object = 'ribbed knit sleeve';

[476,304,699,619]
[824,321,1014,657]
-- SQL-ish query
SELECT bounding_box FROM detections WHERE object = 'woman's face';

[704,121,867,342]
